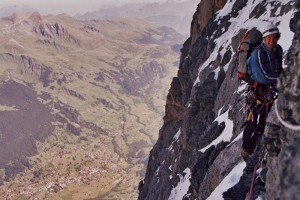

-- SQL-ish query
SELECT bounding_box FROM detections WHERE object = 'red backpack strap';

[237,71,246,78]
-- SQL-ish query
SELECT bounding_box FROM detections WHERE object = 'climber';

[239,24,283,160]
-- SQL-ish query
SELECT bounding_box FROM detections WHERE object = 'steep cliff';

[264,1,300,199]
[139,0,298,199]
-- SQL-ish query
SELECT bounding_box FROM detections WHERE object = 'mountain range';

[0,1,198,37]
[0,10,183,199]
[76,0,199,36]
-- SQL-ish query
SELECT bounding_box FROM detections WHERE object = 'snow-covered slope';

[139,0,298,199]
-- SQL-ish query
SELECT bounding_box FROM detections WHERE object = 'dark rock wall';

[139,0,232,199]
[139,0,298,200]
[265,2,300,199]
[190,0,227,47]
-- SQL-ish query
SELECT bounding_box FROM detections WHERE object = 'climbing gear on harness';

[241,84,277,118]
[240,84,278,159]
[241,85,278,129]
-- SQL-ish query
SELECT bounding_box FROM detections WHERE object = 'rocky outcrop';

[61,86,86,101]
[139,0,297,200]
[32,23,53,38]
[139,0,231,198]
[264,2,300,199]
[190,0,228,48]
[29,11,42,23]
[0,53,52,87]
[37,39,66,50]
[33,22,81,45]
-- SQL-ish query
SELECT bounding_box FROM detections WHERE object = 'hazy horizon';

[0,0,172,15]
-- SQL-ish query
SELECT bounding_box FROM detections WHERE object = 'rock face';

[139,0,298,200]
[190,0,227,46]
[264,2,300,199]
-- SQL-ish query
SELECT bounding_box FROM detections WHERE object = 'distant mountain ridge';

[0,1,196,37]
[76,0,199,36]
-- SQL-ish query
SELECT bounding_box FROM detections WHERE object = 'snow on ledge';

[167,128,181,152]
[206,161,246,200]
[199,109,233,153]
[168,168,191,200]
[227,131,243,148]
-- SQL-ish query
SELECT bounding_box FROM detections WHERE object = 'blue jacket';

[247,43,283,85]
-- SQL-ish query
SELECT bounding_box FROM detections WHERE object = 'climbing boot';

[241,148,250,162]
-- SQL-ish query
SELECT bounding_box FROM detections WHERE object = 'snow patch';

[256,167,262,174]
[199,109,233,153]
[174,129,181,140]
[215,0,235,19]
[237,82,247,93]
[277,9,295,68]
[168,168,191,200]
[156,166,161,176]
[227,131,243,147]
[206,161,246,200]
[167,128,181,151]
[255,195,264,200]
[218,106,225,116]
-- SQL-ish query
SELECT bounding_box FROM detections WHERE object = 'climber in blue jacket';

[247,27,283,85]
[241,24,283,160]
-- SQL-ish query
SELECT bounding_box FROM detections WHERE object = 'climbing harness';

[240,84,278,129]
[241,83,300,131]
[240,84,278,161]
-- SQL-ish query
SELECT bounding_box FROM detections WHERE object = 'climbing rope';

[275,100,300,131]
[248,153,262,200]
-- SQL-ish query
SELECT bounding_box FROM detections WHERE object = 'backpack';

[237,28,263,81]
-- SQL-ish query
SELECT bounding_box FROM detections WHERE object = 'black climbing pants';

[242,103,273,152]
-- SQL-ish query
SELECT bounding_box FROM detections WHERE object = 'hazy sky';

[0,0,169,15]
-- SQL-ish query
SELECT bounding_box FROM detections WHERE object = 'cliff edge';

[139,0,298,199]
